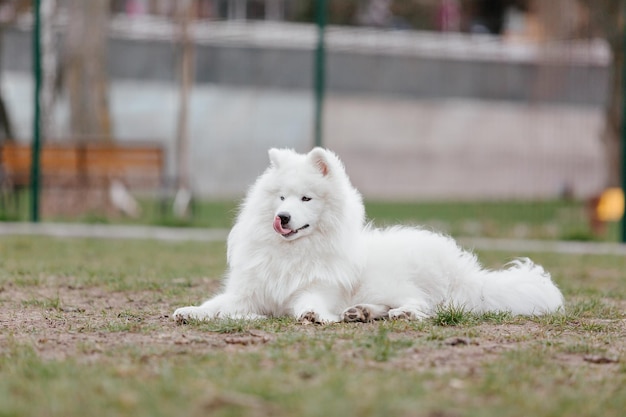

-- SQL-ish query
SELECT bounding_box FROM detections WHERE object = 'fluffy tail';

[455,258,564,315]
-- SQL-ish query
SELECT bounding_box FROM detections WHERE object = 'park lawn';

[2,197,612,241]
[0,236,625,417]
[119,199,605,241]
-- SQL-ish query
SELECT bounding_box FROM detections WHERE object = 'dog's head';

[261,147,363,242]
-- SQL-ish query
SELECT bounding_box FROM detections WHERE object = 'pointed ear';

[307,147,332,176]
[268,148,289,168]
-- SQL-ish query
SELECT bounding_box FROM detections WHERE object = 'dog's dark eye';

[280,196,285,201]
[301,196,312,202]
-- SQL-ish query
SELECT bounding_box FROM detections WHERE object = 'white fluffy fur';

[173,148,564,323]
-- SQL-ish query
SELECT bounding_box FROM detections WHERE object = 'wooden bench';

[0,141,164,190]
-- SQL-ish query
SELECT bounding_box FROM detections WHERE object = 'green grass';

[1,194,619,241]
[0,236,625,417]
[366,199,618,241]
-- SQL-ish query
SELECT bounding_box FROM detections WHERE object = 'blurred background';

[0,0,624,241]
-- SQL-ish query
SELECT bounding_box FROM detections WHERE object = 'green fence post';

[313,0,327,148]
[30,0,42,222]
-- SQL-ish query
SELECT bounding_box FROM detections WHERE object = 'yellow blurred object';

[596,188,625,222]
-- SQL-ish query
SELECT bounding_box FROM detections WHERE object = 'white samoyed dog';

[173,148,564,324]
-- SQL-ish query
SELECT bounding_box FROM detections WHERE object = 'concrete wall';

[3,23,609,105]
[0,22,608,199]
[2,72,604,200]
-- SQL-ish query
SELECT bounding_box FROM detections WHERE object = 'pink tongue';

[273,216,292,235]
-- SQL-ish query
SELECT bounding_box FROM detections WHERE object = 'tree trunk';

[173,0,194,218]
[176,0,194,191]
[592,0,623,188]
[0,28,14,141]
[574,0,623,188]
[603,40,623,187]
[41,0,58,141]
[64,0,112,143]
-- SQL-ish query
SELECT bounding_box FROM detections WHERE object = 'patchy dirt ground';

[1,281,217,361]
[2,280,624,378]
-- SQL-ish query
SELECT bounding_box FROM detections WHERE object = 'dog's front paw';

[172,306,210,324]
[297,311,338,325]
[298,311,321,325]
[342,305,372,322]
[388,307,429,321]
[342,304,390,322]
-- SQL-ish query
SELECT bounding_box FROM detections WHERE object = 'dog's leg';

[342,304,391,322]
[292,289,341,324]
[172,304,217,324]
[172,295,225,323]
[295,308,340,325]
[388,301,430,321]
[173,293,263,323]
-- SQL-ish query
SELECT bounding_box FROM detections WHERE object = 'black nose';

[277,212,291,226]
